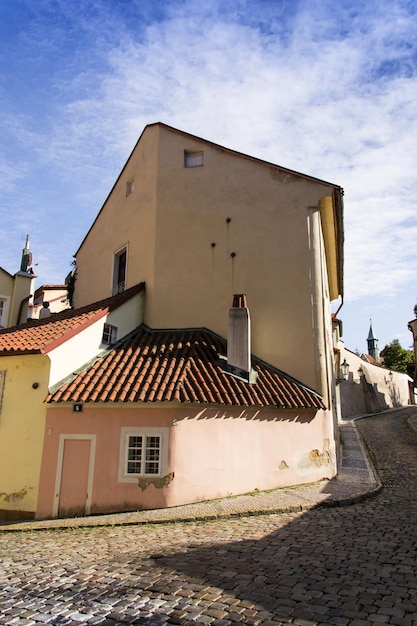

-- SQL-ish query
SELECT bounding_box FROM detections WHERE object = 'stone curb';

[4,411,412,533]
[0,484,382,533]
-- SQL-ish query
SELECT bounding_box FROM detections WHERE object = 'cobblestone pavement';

[1,408,416,626]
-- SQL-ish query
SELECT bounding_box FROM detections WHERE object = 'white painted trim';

[110,243,129,296]
[101,321,119,345]
[53,434,96,518]
[118,426,169,483]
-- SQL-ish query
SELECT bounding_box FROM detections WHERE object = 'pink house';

[37,298,331,519]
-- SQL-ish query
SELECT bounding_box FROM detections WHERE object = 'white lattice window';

[102,323,118,345]
[119,427,169,482]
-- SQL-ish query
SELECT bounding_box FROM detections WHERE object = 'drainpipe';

[17,295,32,326]
[333,295,344,319]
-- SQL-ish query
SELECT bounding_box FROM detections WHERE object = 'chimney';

[227,294,251,379]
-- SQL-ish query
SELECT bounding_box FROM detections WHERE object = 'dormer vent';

[227,293,251,379]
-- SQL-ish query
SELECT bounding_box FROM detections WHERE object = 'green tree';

[381,339,415,375]
[414,302,417,318]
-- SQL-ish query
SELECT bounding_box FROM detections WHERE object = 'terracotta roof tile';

[46,325,325,410]
[0,283,145,354]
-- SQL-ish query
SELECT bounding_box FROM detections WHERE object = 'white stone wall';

[338,344,414,418]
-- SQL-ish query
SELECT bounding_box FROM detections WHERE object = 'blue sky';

[1,0,416,354]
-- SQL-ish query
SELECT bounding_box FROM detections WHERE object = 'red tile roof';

[46,325,325,410]
[0,283,145,355]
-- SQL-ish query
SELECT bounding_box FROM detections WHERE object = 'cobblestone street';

[1,409,417,626]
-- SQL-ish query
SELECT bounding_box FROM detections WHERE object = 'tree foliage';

[381,339,415,375]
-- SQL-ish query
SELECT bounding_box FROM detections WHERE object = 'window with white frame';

[184,150,204,168]
[112,247,127,295]
[119,427,169,482]
[102,323,118,345]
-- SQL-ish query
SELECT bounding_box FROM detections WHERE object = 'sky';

[0,0,416,354]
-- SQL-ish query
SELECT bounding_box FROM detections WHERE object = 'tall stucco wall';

[74,125,160,307]
[74,125,339,394]
[0,354,50,518]
[339,345,413,417]
[150,126,336,392]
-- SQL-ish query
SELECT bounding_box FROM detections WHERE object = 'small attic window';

[184,150,204,168]
[126,178,135,197]
[102,323,118,345]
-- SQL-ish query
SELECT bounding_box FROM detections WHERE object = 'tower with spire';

[367,319,379,363]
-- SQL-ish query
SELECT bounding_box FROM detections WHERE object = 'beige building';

[75,122,344,400]
[31,285,70,319]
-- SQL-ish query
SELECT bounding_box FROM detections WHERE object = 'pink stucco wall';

[37,405,336,519]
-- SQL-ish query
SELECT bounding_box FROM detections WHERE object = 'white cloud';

[0,0,416,350]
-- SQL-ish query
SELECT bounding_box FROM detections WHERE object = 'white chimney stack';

[227,294,251,378]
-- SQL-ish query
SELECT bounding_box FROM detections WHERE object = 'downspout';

[17,295,32,326]
[334,295,344,320]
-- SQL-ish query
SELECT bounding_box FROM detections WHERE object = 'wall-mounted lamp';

[341,359,350,379]
[336,358,350,384]
[384,370,394,384]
